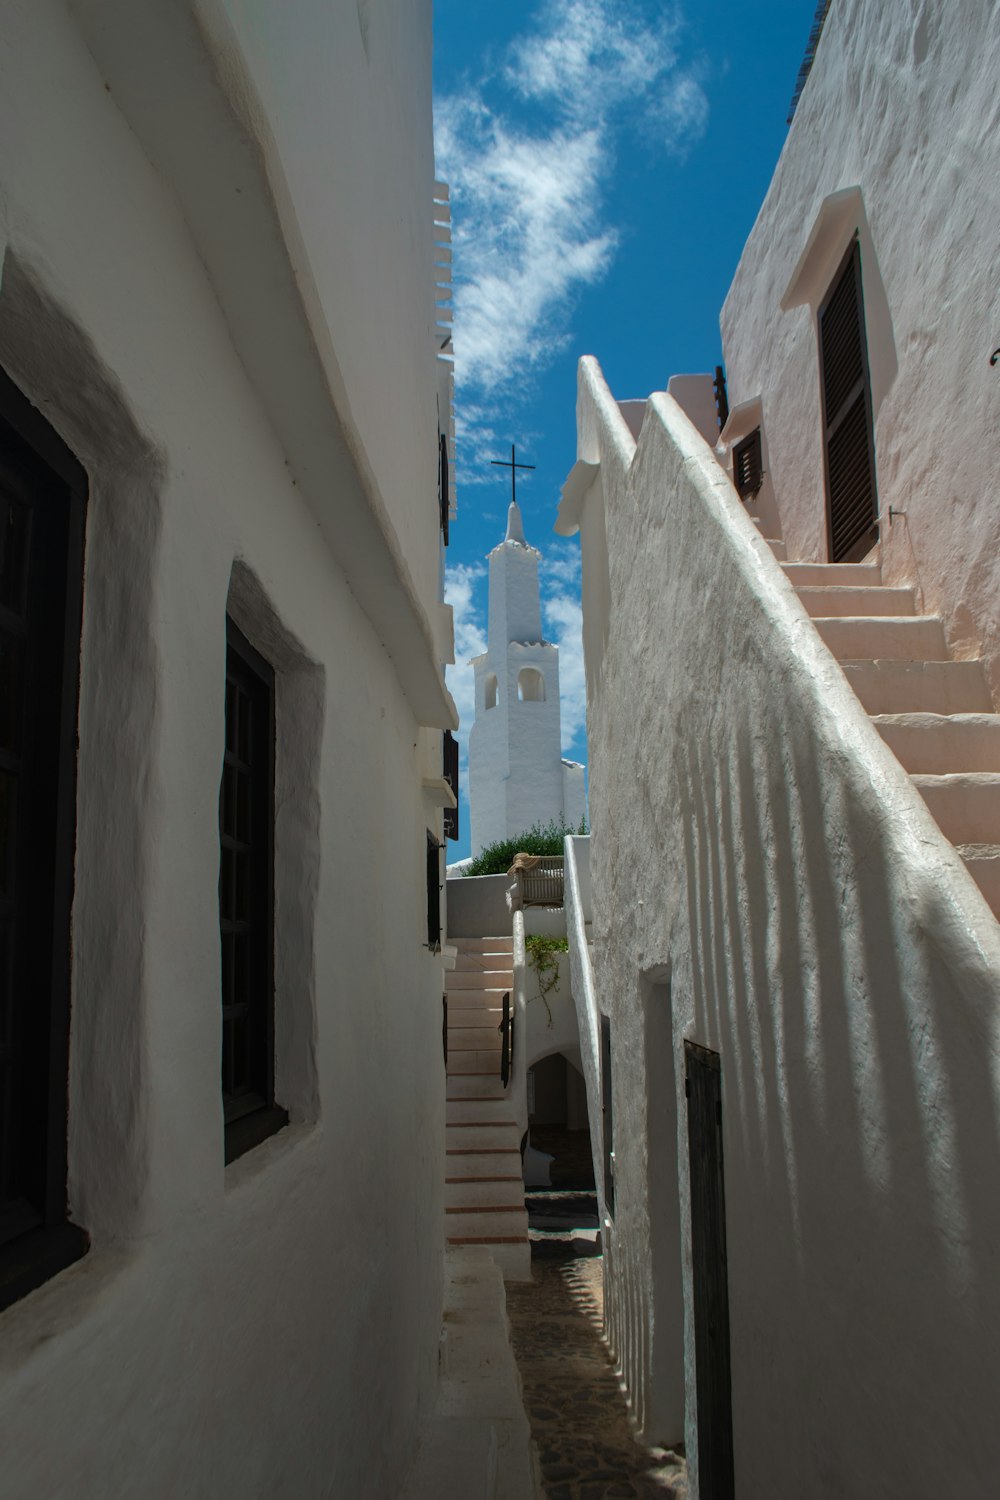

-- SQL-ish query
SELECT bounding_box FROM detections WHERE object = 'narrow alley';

[507,1129,688,1499]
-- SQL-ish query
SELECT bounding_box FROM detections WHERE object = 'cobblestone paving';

[505,1255,688,1500]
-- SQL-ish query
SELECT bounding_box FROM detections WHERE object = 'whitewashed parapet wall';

[0,1,454,1496]
[721,0,1000,697]
[568,354,1000,1496]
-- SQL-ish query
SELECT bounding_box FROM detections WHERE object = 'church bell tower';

[468,499,585,858]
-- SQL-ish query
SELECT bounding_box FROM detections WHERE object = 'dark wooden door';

[685,1041,734,1500]
[601,1014,615,1217]
[819,238,879,563]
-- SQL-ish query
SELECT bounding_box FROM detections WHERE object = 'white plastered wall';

[721,0,1000,696]
[0,3,446,1495]
[575,355,1000,1495]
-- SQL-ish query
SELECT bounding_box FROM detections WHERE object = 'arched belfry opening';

[518,666,545,702]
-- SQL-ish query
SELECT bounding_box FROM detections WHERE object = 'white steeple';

[505,499,526,544]
[468,501,586,858]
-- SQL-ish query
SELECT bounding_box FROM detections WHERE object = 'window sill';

[0,1221,90,1315]
[224,1105,289,1165]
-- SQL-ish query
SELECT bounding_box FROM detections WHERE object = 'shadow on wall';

[676,701,1000,1490]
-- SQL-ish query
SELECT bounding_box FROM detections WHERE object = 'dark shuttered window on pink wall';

[818,238,879,563]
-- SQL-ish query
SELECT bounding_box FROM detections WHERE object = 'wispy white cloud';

[436,0,707,406]
[444,561,487,777]
[540,542,586,750]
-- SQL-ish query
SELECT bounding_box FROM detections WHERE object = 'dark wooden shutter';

[0,366,88,1308]
[685,1041,735,1500]
[426,832,441,950]
[601,1014,615,1217]
[819,239,879,563]
[732,428,763,500]
[713,366,729,432]
[439,433,450,546]
[498,991,512,1087]
[443,730,459,841]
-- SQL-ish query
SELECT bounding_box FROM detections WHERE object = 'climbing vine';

[524,935,568,1026]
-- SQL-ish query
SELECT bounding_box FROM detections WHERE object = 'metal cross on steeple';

[490,443,535,506]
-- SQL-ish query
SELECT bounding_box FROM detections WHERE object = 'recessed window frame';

[219,617,287,1164]
[0,365,88,1311]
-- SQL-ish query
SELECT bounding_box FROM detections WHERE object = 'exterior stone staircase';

[760,529,1000,917]
[445,936,530,1280]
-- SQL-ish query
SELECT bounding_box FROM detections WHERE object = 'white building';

[0,3,463,1495]
[468,499,585,857]
[559,1,1000,1495]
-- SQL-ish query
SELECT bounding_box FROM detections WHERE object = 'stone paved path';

[505,1255,688,1500]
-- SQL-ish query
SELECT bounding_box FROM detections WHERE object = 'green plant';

[464,817,588,878]
[524,934,569,1025]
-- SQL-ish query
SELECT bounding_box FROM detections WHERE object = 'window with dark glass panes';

[0,365,87,1310]
[219,619,285,1163]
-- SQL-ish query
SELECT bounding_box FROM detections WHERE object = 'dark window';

[443,730,459,842]
[819,238,879,563]
[439,432,450,546]
[0,366,88,1311]
[426,832,441,950]
[732,428,763,501]
[219,619,286,1163]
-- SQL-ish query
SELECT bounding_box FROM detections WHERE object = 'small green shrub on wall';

[525,934,569,1025]
[464,818,588,878]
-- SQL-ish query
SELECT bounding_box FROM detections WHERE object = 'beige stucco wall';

[721,0,1000,697]
[0,2,447,1495]
[575,356,1000,1496]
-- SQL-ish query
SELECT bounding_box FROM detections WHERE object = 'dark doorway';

[819,237,879,563]
[685,1040,734,1500]
[600,1014,615,1218]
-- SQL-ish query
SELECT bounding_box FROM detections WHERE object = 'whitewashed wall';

[0,2,450,1495]
[721,0,1000,696]
[574,356,1000,1496]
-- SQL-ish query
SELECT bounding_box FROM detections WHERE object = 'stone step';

[446,1122,520,1151]
[444,984,512,1004]
[449,1002,503,1026]
[957,845,1000,916]
[446,1051,503,1075]
[446,1206,530,1240]
[444,968,514,990]
[795,585,915,618]
[813,615,947,662]
[912,774,1000,846]
[447,1097,518,1125]
[446,1237,531,1283]
[446,1075,507,1100]
[451,951,515,971]
[839,659,992,715]
[782,561,882,588]
[445,1178,525,1209]
[450,936,513,952]
[446,1148,523,1177]
[448,1027,505,1051]
[871,713,1000,773]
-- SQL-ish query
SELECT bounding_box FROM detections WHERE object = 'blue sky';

[435,0,814,861]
